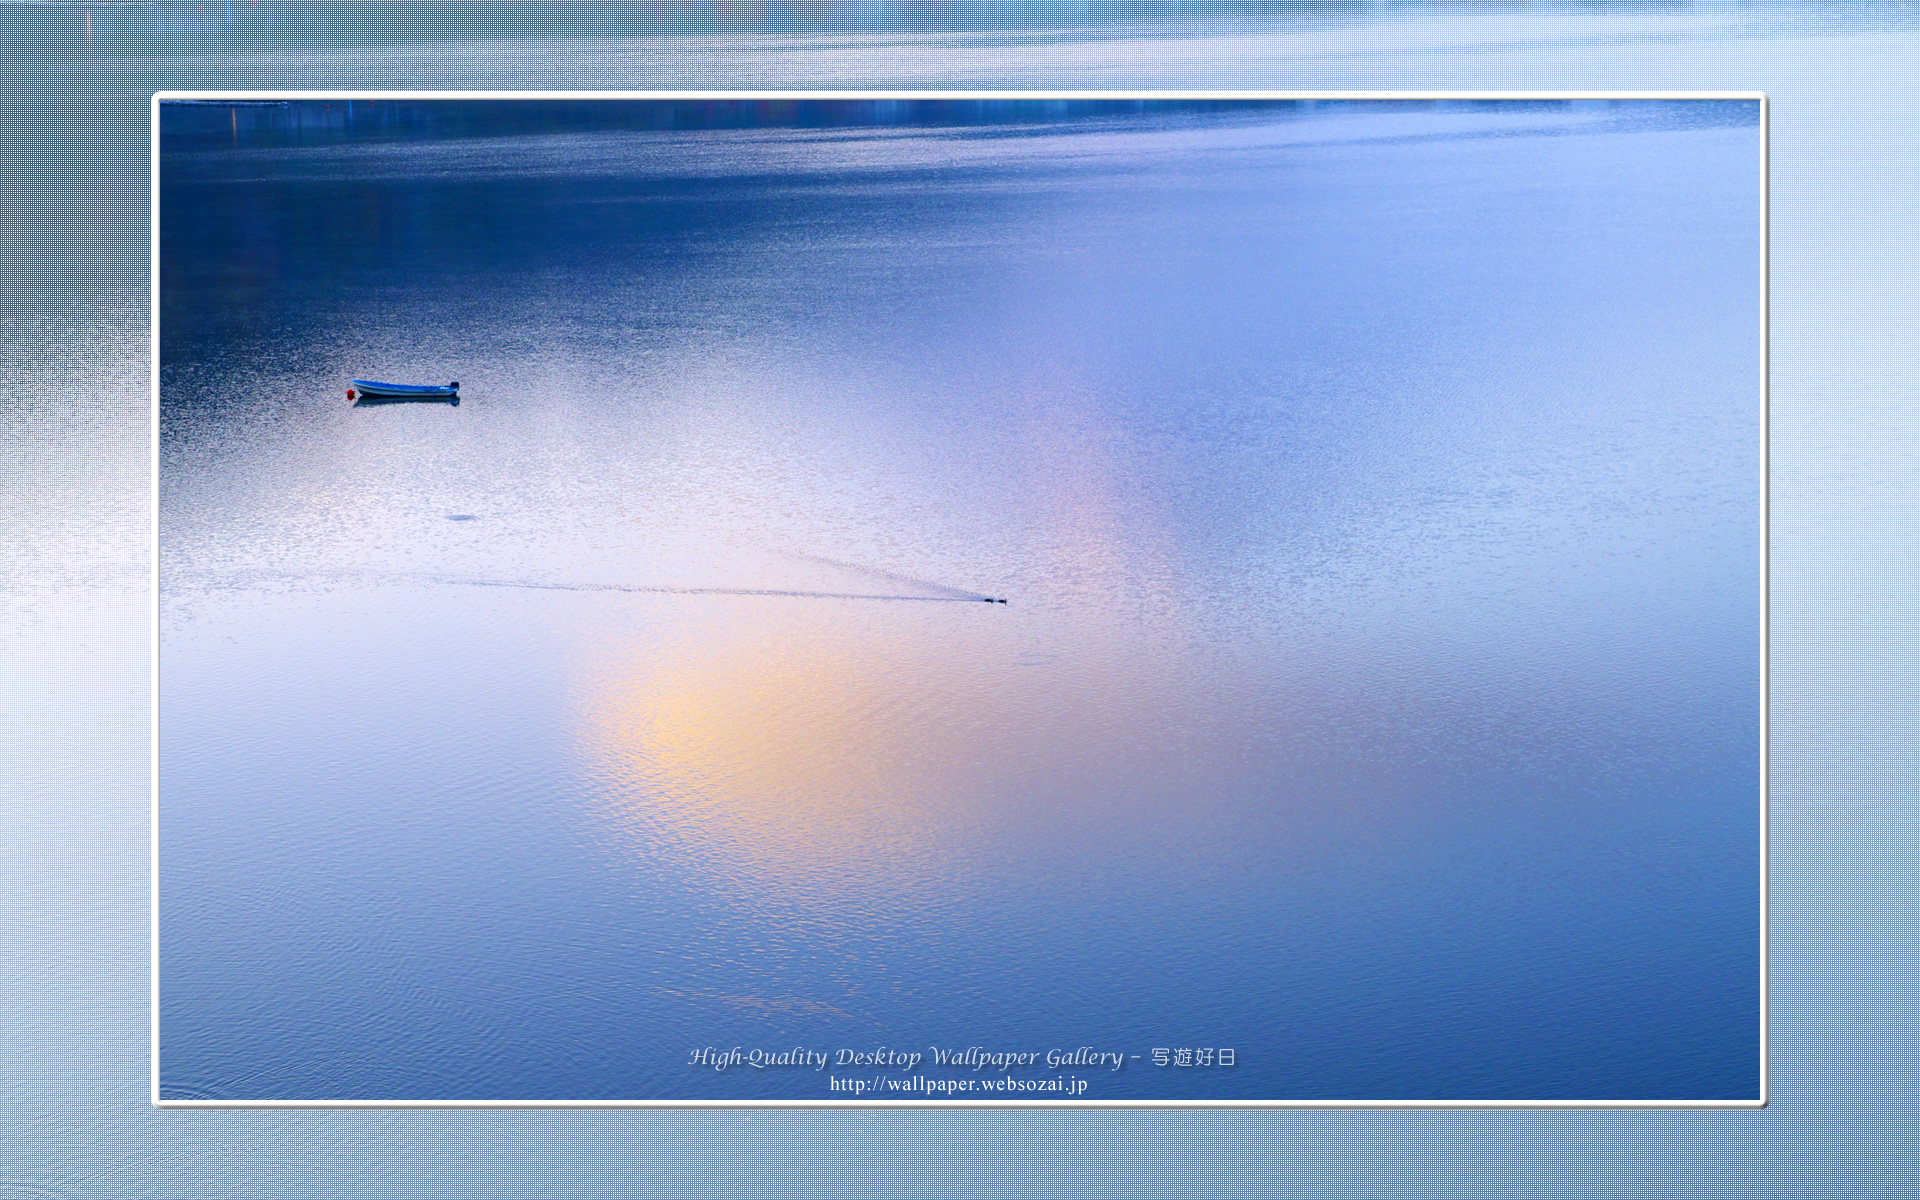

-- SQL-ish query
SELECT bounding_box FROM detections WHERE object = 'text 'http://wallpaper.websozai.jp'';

[156,97,1761,1104]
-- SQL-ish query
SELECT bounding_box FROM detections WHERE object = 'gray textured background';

[2,3,1915,1196]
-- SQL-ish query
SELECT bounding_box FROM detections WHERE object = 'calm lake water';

[158,100,1760,1101]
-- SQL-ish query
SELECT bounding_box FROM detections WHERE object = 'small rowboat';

[348,379,459,403]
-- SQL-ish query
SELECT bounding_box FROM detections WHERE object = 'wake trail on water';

[769,549,999,603]
[175,568,1004,604]
[438,576,996,603]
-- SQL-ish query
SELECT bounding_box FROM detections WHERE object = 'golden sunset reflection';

[572,601,995,895]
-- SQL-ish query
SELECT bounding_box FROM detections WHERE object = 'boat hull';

[349,379,459,401]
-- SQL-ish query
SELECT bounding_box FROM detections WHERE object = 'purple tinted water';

[158,101,1760,1100]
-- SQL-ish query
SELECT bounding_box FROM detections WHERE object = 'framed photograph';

[153,92,1765,1106]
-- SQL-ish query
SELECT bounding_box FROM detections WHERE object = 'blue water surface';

[157,100,1760,1101]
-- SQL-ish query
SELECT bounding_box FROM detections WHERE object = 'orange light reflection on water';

[573,599,1009,902]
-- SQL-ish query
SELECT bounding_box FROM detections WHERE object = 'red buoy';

[346,389,356,401]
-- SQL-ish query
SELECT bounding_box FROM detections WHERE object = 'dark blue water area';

[158,101,1760,1101]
